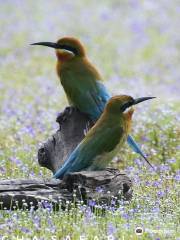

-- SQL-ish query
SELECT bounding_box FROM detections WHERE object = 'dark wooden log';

[0,169,132,210]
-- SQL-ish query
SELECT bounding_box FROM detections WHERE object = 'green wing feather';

[60,64,110,120]
[54,125,123,178]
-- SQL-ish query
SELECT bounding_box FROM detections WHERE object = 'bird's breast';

[87,137,125,171]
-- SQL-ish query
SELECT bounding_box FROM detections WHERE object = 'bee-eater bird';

[31,37,152,166]
[53,95,155,179]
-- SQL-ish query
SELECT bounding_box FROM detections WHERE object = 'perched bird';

[31,37,109,121]
[53,95,155,179]
[31,37,152,166]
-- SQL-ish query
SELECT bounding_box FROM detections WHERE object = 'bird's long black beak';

[133,97,156,105]
[121,97,155,112]
[31,42,60,49]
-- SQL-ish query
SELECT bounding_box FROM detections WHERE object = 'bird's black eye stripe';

[121,100,134,112]
[59,44,78,55]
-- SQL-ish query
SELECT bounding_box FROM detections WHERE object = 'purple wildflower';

[107,222,117,236]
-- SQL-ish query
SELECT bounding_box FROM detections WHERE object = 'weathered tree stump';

[38,107,94,173]
[0,107,133,210]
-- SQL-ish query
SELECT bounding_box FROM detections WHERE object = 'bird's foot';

[56,106,77,124]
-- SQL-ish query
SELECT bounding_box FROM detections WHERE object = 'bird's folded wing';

[54,126,122,179]
[90,81,111,111]
[63,71,110,120]
[81,81,110,120]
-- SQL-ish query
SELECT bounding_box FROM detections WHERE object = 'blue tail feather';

[127,135,154,168]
